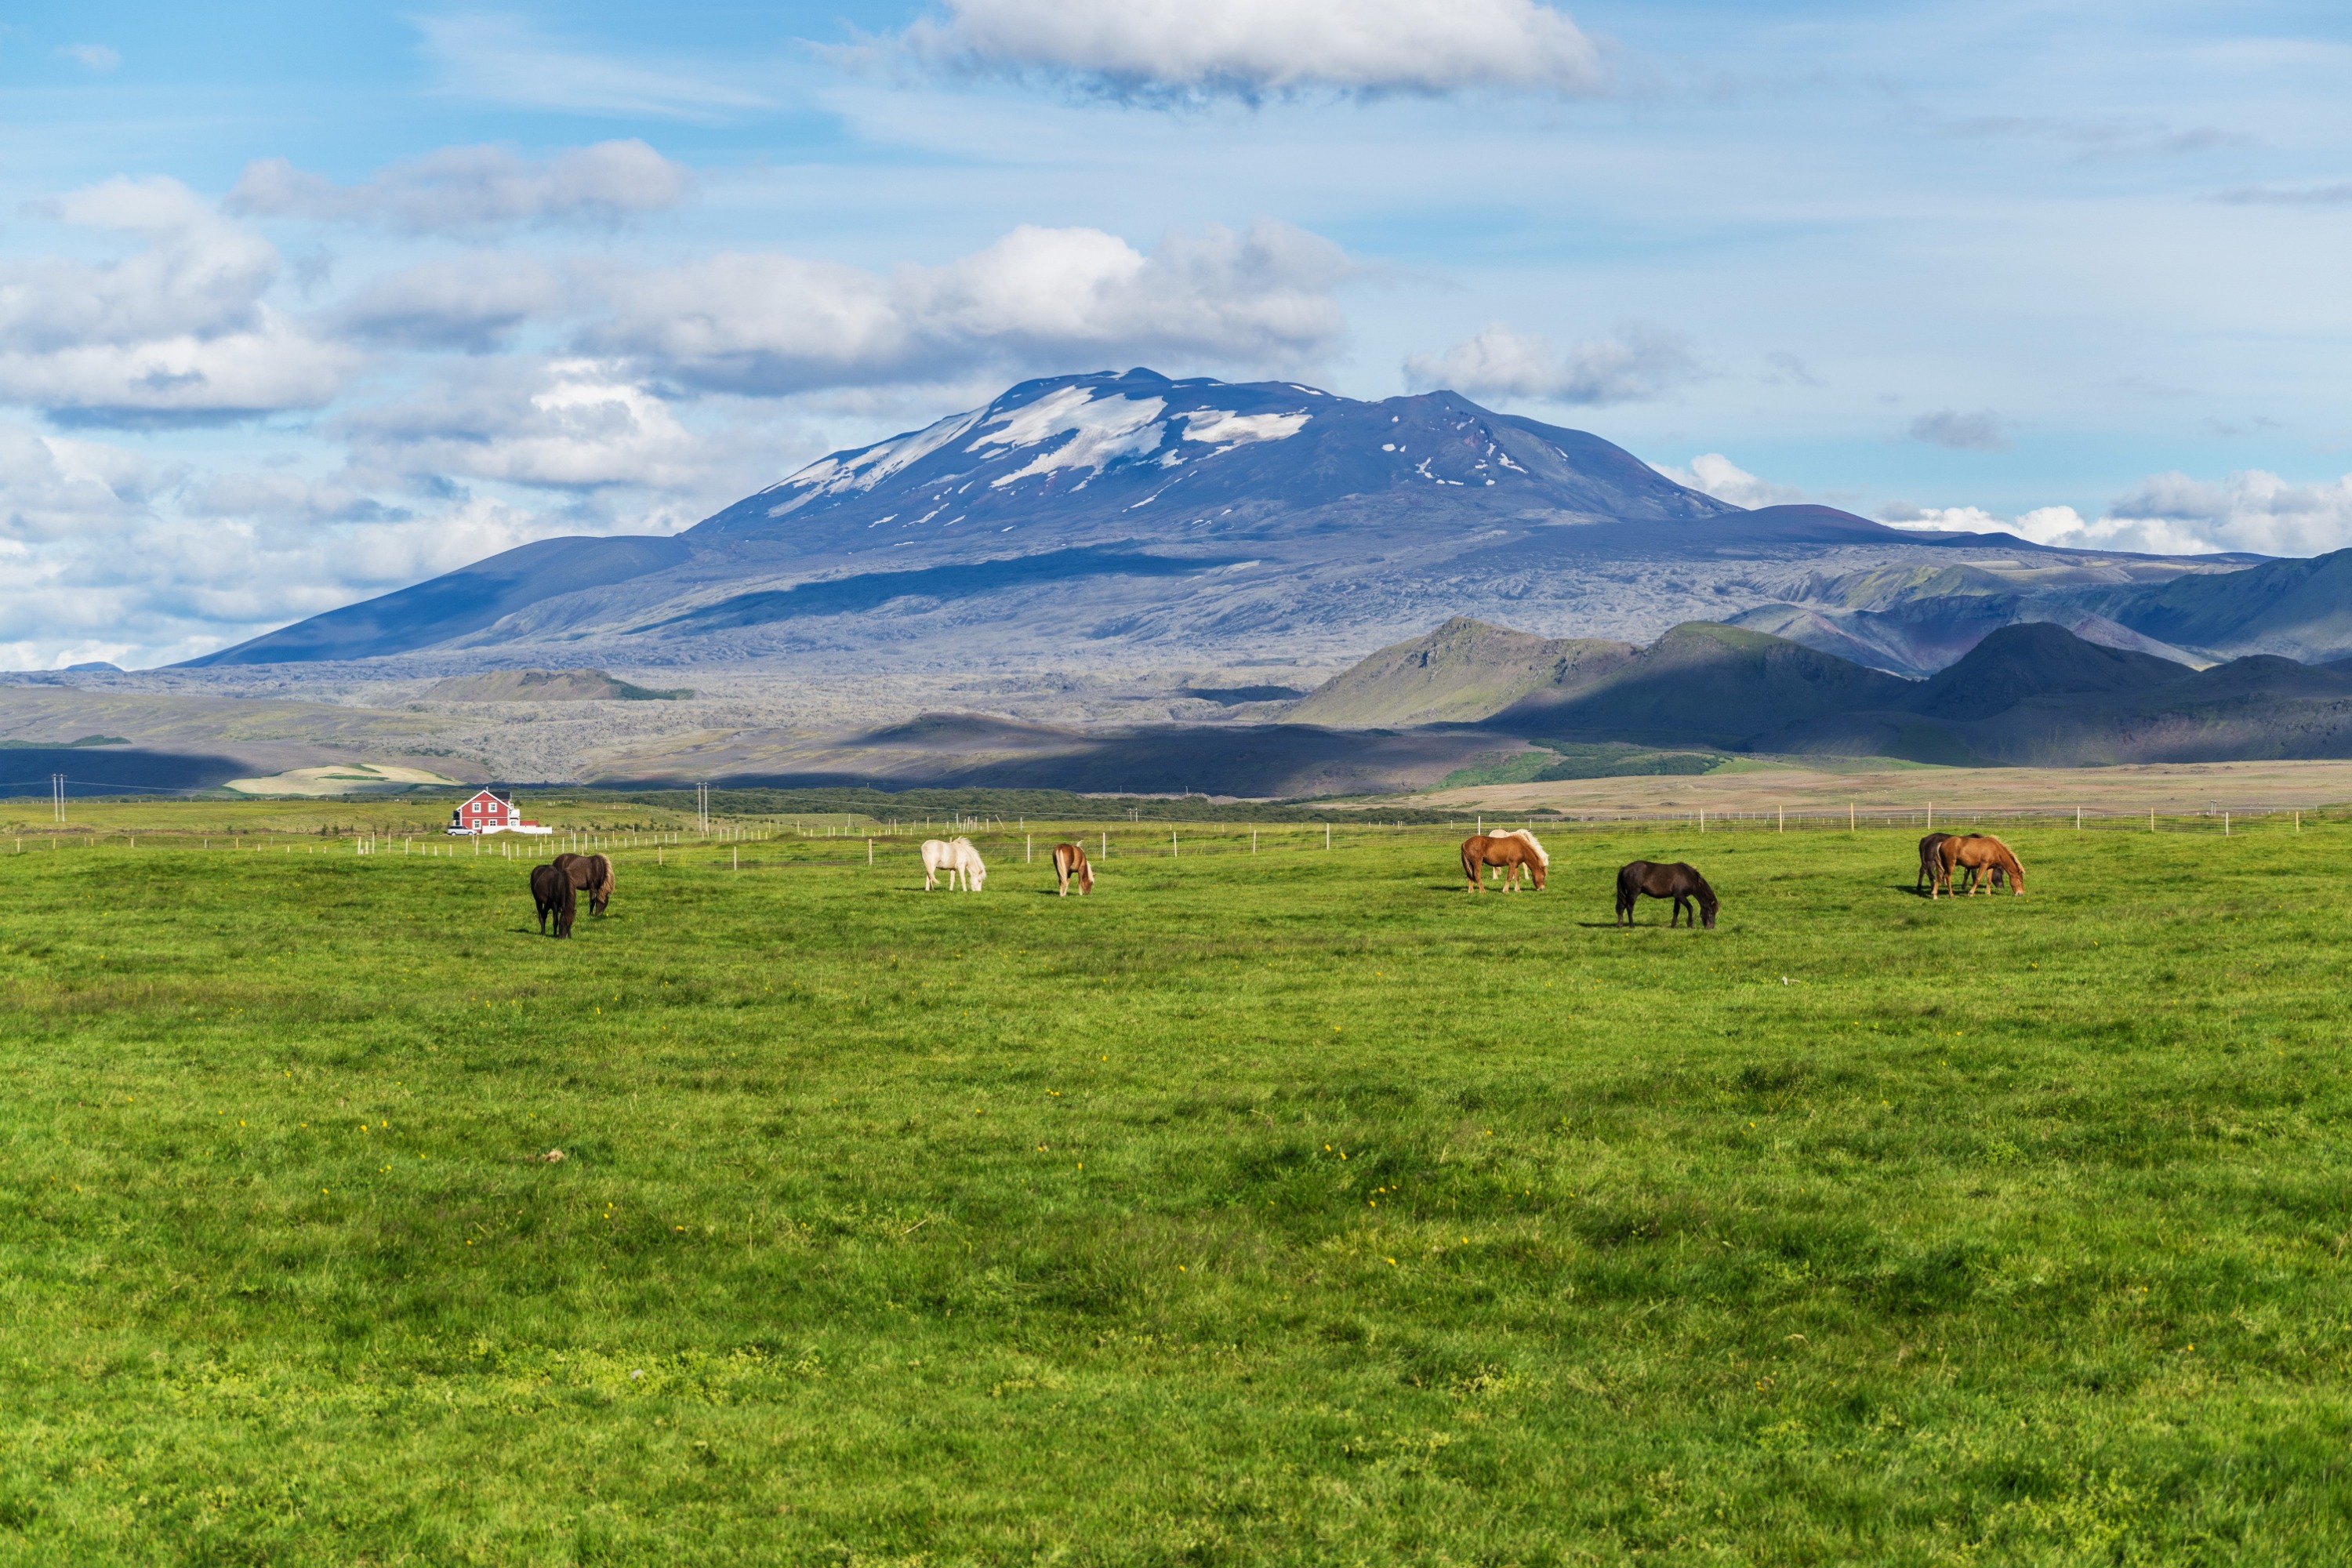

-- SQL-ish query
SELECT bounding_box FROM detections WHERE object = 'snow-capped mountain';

[182,368,2201,672]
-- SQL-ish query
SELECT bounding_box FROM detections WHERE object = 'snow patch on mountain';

[972,387,1169,488]
[765,406,985,517]
[1181,408,1309,447]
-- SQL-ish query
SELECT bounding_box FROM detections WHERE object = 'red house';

[448,788,550,837]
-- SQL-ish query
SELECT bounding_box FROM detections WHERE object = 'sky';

[5,0,2352,668]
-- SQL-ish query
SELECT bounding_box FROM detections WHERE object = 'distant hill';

[420,668,692,702]
[1286,617,1634,725]
[1905,622,2190,720]
[1496,622,1916,746]
[2107,546,2352,663]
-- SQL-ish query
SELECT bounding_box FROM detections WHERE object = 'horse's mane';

[1504,829,1549,868]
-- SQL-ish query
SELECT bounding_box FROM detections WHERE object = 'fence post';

[1778,806,1784,833]
[869,838,874,866]
[1325,823,1331,851]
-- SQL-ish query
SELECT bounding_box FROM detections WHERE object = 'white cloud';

[228,140,691,233]
[0,177,351,421]
[1879,473,2352,556]
[339,359,710,491]
[415,16,772,120]
[328,256,568,351]
[60,44,122,72]
[585,219,1352,394]
[896,0,1606,100]
[1403,321,1698,405]
[1652,453,1803,509]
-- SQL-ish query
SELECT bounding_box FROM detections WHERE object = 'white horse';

[921,836,988,891]
[1486,828,1549,887]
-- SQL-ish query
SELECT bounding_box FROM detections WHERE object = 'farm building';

[447,788,552,837]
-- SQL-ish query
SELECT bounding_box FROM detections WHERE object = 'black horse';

[1616,861,1719,929]
[1916,832,1954,894]
[531,863,576,938]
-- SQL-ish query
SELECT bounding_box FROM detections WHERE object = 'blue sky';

[4,0,2351,666]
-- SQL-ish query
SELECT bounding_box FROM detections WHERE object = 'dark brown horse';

[1461,834,1545,892]
[1051,841,1094,896]
[531,863,575,937]
[552,851,614,916]
[1616,861,1718,928]
[1917,832,1955,893]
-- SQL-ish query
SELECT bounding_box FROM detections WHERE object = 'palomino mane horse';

[921,836,988,891]
[552,851,614,916]
[1934,833,2024,898]
[1051,841,1094,896]
[529,862,575,938]
[1461,834,1546,892]
[1615,860,1719,928]
[1482,828,1550,887]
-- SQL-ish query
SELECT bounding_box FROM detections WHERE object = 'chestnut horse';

[1482,828,1549,887]
[552,851,614,916]
[1934,833,2024,898]
[1051,840,1094,896]
[530,863,575,937]
[1616,861,1719,928]
[1461,834,1545,892]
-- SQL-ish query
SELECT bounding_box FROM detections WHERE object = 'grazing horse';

[1935,833,2024,898]
[921,837,988,891]
[530,863,575,938]
[1461,834,1546,892]
[1916,832,1955,894]
[1051,841,1094,896]
[552,851,614,916]
[1616,861,1719,928]
[1483,828,1550,887]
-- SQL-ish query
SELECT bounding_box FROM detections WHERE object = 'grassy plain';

[2,811,2349,1563]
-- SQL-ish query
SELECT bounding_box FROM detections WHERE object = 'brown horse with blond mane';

[1461,834,1546,891]
[1051,841,1094,896]
[1933,833,2024,898]
[552,851,614,916]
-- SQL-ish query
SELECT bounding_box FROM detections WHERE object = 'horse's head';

[1698,886,1720,927]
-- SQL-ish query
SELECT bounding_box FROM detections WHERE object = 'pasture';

[1,813,2348,1563]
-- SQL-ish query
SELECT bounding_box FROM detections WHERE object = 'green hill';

[1286,617,1634,725]
[2113,547,2352,662]
[1498,622,1916,746]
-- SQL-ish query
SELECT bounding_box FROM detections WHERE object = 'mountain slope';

[180,368,2230,674]
[2109,546,2352,662]
[1497,622,1916,745]
[1287,617,1635,725]
[1905,622,2191,720]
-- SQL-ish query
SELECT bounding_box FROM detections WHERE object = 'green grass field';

[2,815,2347,1564]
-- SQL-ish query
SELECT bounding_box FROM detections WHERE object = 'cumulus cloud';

[329,256,569,352]
[0,177,350,422]
[1881,471,2352,557]
[339,359,710,492]
[895,0,1606,100]
[584,219,1352,394]
[1652,453,1803,509]
[1403,321,1699,405]
[1906,409,2007,451]
[228,140,691,233]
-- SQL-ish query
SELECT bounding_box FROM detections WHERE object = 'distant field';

[2,812,2349,1563]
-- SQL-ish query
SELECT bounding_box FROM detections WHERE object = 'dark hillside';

[1907,622,2190,720]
